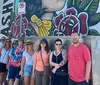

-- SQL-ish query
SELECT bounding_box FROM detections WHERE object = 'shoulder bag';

[40,51,51,76]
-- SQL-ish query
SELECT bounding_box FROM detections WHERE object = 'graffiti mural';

[24,0,100,36]
[54,7,88,36]
[10,15,28,38]
[0,0,100,38]
[65,0,100,36]
[0,0,14,37]
[24,0,66,36]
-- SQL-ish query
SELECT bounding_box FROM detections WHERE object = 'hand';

[55,64,60,69]
[19,70,23,77]
[52,68,57,74]
[32,72,35,78]
[85,75,89,83]
[6,64,9,70]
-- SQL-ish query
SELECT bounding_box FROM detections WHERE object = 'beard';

[73,40,79,44]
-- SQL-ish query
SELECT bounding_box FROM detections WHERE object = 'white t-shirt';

[0,42,3,48]
[23,51,34,65]
[0,48,11,64]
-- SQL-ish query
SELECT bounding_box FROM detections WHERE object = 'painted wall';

[0,0,100,38]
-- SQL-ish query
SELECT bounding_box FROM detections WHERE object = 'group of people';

[0,32,91,85]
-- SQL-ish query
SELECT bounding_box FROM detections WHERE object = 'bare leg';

[3,72,7,85]
[0,73,4,85]
[9,79,14,85]
[13,78,19,85]
[30,77,35,85]
[24,76,30,85]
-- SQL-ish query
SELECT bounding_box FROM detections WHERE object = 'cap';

[5,38,11,42]
[13,40,18,44]
[1,36,6,41]
[25,40,34,45]
[18,37,24,41]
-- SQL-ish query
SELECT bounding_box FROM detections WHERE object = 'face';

[42,0,66,12]
[1,40,6,44]
[40,41,46,48]
[71,33,80,44]
[27,43,33,49]
[13,43,17,47]
[55,41,62,50]
[18,40,23,46]
[5,42,10,49]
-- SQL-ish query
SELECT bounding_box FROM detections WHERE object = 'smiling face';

[42,0,66,12]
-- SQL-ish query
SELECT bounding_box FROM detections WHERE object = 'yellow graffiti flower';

[31,15,52,36]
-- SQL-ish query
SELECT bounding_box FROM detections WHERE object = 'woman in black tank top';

[50,39,68,85]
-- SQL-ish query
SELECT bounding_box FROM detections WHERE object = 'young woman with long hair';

[32,38,50,85]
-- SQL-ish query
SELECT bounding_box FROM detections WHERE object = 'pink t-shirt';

[68,43,91,82]
[34,51,50,71]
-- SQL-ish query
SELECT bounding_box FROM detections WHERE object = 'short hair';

[71,32,80,36]
[55,39,62,44]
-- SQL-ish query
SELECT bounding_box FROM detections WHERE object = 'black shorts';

[0,63,7,73]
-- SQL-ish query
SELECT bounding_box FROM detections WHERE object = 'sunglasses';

[55,43,62,46]
[27,43,33,45]
[13,43,17,44]
[71,36,79,39]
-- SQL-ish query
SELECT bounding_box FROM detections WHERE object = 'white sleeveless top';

[23,51,34,65]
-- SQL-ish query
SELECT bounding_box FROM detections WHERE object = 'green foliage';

[67,0,74,8]
[87,0,100,15]
[88,29,100,35]
[79,0,91,10]
[89,13,100,26]
[75,0,81,8]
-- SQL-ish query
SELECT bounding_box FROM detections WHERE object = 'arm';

[49,52,58,67]
[59,49,67,67]
[52,50,67,73]
[32,54,37,77]
[85,61,91,83]
[6,56,11,70]
[19,56,26,76]
[32,56,36,76]
[83,45,91,83]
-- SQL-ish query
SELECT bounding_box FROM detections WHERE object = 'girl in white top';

[19,40,34,85]
[0,39,11,85]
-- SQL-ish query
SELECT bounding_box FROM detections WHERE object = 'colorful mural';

[0,0,100,38]
[25,0,100,36]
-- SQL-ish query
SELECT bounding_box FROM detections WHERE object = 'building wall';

[0,0,100,38]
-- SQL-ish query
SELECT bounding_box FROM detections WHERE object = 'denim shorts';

[24,64,33,76]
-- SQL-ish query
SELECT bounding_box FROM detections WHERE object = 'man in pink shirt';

[68,32,91,85]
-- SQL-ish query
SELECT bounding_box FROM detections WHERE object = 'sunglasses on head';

[13,43,17,44]
[71,36,79,39]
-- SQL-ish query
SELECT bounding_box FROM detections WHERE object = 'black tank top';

[52,52,68,73]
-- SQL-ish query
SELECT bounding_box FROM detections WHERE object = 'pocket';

[85,80,88,84]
